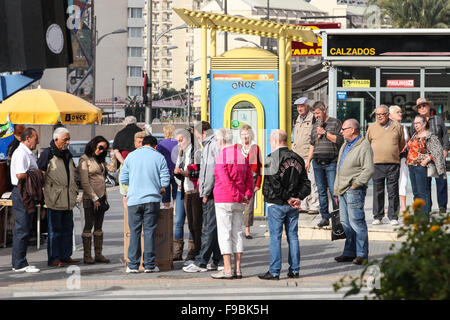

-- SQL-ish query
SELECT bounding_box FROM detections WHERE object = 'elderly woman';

[78,136,117,264]
[174,128,202,263]
[212,128,253,279]
[156,124,178,208]
[407,114,446,218]
[389,105,409,213]
[236,124,262,239]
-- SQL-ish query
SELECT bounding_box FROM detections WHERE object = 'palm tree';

[368,0,449,28]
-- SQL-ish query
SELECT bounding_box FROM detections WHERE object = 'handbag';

[331,209,346,241]
[427,162,439,178]
[96,195,110,212]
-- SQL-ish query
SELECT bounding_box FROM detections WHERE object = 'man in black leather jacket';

[259,130,311,280]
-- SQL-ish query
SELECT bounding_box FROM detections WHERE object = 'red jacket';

[236,143,262,188]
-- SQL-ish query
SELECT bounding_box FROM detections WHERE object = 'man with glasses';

[410,97,449,213]
[334,119,373,265]
[366,105,405,225]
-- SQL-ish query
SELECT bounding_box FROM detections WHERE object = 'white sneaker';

[126,267,139,273]
[183,259,194,266]
[183,263,208,273]
[390,220,399,226]
[144,266,160,273]
[372,219,382,225]
[12,265,40,273]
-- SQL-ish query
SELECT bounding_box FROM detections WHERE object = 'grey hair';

[123,116,137,125]
[376,104,389,113]
[174,128,191,143]
[311,101,327,111]
[53,127,70,140]
[345,118,360,134]
[389,105,402,114]
[216,128,234,146]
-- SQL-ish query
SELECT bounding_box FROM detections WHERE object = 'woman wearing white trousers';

[212,128,254,279]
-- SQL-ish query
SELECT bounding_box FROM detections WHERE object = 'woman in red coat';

[236,124,262,239]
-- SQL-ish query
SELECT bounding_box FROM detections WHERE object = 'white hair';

[389,105,402,114]
[123,116,137,125]
[53,127,70,140]
[216,128,234,146]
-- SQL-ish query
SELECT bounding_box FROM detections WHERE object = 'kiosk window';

[426,92,450,121]
[337,67,376,87]
[425,68,450,88]
[381,68,420,88]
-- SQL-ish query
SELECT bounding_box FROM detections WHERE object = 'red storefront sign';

[386,79,415,87]
[292,23,341,57]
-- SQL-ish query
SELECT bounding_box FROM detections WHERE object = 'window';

[128,47,143,57]
[337,67,376,88]
[128,86,142,97]
[128,27,143,38]
[425,68,450,88]
[128,8,142,18]
[128,66,142,77]
[381,68,420,88]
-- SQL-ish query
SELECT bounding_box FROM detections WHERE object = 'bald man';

[259,130,311,280]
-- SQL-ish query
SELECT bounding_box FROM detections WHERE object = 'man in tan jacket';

[292,97,319,214]
[366,105,405,225]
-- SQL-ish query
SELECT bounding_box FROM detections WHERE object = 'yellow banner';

[342,79,371,88]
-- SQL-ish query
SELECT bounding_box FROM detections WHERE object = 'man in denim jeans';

[305,101,344,228]
[259,130,311,280]
[120,135,170,273]
[334,119,374,265]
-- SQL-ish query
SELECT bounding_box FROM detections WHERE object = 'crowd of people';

[7,95,448,278]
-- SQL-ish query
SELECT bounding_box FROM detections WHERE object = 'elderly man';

[38,127,80,267]
[305,101,344,228]
[292,97,319,214]
[259,130,311,280]
[411,97,449,213]
[334,119,373,265]
[120,135,170,273]
[366,105,405,225]
[10,128,41,273]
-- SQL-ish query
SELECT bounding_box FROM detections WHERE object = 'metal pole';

[224,0,228,52]
[112,77,115,123]
[91,11,96,137]
[145,0,153,127]
[266,0,269,50]
[187,42,191,126]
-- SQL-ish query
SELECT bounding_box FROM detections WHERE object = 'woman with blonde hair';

[235,124,262,239]
[156,124,178,208]
[212,128,253,279]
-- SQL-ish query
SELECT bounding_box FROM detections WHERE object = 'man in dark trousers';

[259,130,311,280]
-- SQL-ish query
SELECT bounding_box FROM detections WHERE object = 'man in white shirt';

[10,128,40,273]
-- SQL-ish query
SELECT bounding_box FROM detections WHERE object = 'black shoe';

[245,235,253,239]
[317,219,329,228]
[287,270,299,278]
[352,257,367,265]
[258,271,279,280]
[439,207,447,213]
[334,255,356,263]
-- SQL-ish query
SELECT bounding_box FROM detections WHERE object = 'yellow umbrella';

[0,88,102,125]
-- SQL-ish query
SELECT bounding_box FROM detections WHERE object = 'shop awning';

[292,63,328,93]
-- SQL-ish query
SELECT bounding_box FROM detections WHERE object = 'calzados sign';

[292,23,341,57]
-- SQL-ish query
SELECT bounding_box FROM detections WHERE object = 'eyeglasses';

[98,145,105,151]
[413,122,424,125]
[418,104,429,109]
[375,112,388,117]
[341,127,352,131]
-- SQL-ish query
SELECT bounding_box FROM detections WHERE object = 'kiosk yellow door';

[225,94,265,216]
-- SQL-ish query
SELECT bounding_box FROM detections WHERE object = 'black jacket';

[262,147,311,205]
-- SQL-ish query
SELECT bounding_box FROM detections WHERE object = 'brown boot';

[82,232,95,264]
[185,239,196,261]
[93,230,110,263]
[173,239,184,261]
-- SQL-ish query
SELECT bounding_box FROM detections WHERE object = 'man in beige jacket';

[334,119,373,265]
[292,97,319,214]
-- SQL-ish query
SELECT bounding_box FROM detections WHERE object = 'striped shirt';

[310,117,344,161]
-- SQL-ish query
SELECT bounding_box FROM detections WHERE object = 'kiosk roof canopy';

[173,8,317,43]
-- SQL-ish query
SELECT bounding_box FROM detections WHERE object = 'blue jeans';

[174,191,192,240]
[432,175,447,211]
[195,198,222,267]
[267,204,300,276]
[127,202,159,269]
[162,178,178,203]
[47,209,74,264]
[312,160,338,220]
[339,188,369,259]
[11,187,33,269]
[409,165,431,215]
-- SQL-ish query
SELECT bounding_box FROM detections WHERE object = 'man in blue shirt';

[120,135,170,273]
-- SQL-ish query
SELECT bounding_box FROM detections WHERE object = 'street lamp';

[235,37,262,48]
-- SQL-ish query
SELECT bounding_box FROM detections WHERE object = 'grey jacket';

[198,134,219,198]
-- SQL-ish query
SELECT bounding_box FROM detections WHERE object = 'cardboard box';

[123,205,173,271]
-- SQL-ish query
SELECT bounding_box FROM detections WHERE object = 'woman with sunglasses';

[78,136,117,264]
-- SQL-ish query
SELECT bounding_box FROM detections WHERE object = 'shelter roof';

[172,8,318,43]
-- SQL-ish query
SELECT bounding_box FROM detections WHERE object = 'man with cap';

[292,97,320,214]
[410,97,449,213]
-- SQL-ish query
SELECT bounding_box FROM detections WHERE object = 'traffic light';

[143,72,149,105]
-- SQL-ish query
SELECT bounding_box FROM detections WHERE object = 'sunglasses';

[418,104,429,109]
[97,145,106,151]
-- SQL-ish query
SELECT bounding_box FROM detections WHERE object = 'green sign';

[231,120,240,128]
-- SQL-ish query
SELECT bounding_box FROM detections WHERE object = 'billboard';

[292,23,341,57]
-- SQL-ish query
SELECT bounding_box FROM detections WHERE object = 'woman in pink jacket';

[212,128,254,280]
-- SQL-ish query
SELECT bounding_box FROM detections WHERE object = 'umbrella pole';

[38,125,41,155]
